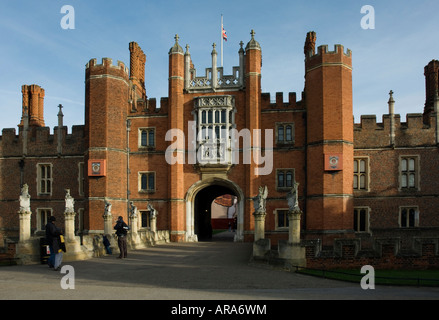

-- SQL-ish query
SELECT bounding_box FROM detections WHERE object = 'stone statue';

[253,186,268,213]
[147,203,157,218]
[287,182,300,212]
[130,201,138,217]
[104,200,112,216]
[65,188,75,213]
[19,184,31,212]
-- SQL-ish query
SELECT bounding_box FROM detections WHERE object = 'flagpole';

[221,14,223,68]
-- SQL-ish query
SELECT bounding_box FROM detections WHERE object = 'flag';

[222,26,227,42]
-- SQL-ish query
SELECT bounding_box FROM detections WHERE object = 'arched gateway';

[185,178,244,242]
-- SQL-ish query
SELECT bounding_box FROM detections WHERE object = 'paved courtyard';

[0,231,438,301]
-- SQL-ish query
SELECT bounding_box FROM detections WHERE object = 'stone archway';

[185,178,244,242]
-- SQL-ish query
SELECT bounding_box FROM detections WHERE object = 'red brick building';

[1,31,439,256]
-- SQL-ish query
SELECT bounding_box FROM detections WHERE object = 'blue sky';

[0,0,438,131]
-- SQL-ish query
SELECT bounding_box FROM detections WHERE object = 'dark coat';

[45,222,62,253]
[114,219,129,237]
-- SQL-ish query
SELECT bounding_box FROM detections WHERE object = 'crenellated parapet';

[85,57,129,82]
[305,44,352,74]
[261,92,304,110]
[0,125,85,157]
[354,113,437,148]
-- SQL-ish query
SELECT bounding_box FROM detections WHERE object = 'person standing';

[114,216,129,259]
[45,216,63,270]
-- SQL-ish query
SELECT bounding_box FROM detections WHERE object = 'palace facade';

[1,31,439,258]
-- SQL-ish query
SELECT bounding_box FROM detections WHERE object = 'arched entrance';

[194,185,236,241]
[185,178,244,242]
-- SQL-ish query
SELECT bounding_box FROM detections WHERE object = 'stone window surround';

[399,206,420,228]
[138,171,156,193]
[138,127,156,149]
[398,155,420,191]
[273,208,290,231]
[36,163,53,196]
[36,208,52,232]
[353,206,370,233]
[353,156,370,192]
[275,122,295,144]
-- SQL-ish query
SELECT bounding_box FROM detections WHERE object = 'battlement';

[261,92,304,110]
[0,125,85,157]
[85,57,129,78]
[305,44,352,72]
[354,113,437,148]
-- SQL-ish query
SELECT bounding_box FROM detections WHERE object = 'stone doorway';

[185,178,244,242]
[194,185,236,241]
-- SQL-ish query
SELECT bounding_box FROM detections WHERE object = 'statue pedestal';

[253,238,271,259]
[15,239,39,264]
[63,211,90,261]
[278,208,306,268]
[278,240,306,268]
[18,210,32,242]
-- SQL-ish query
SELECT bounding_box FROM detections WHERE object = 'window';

[139,172,155,192]
[37,209,52,231]
[277,169,295,190]
[400,156,419,190]
[353,207,369,232]
[78,162,85,196]
[140,211,151,228]
[139,128,155,148]
[275,209,289,229]
[276,123,294,144]
[353,158,369,191]
[195,96,235,164]
[400,207,419,228]
[37,163,52,195]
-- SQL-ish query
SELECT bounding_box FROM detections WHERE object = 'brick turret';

[423,60,439,124]
[129,41,147,100]
[168,34,186,242]
[304,32,354,244]
[245,30,262,233]
[84,57,130,231]
[19,84,45,128]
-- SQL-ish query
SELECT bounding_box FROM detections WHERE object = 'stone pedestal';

[253,210,270,258]
[129,213,141,248]
[150,215,159,242]
[63,211,89,261]
[103,213,113,235]
[18,210,32,243]
[278,209,306,267]
[15,239,39,264]
[253,210,266,242]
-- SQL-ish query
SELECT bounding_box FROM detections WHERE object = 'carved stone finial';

[169,34,183,54]
[388,90,395,103]
[246,29,261,51]
[57,104,63,116]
